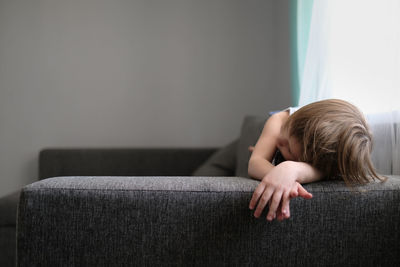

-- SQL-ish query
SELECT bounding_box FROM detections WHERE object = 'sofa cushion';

[39,148,217,178]
[0,226,16,267]
[192,139,238,176]
[0,190,20,226]
[235,115,267,177]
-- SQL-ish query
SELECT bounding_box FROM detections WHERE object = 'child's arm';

[247,112,322,221]
[247,112,284,180]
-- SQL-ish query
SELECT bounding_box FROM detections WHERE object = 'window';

[298,0,400,113]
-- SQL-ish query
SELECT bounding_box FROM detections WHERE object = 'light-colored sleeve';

[287,106,300,115]
[269,106,300,117]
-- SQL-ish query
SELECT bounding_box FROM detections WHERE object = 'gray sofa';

[1,147,216,267]
[17,175,400,266]
[1,115,400,266]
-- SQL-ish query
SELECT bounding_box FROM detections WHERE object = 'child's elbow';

[247,157,257,179]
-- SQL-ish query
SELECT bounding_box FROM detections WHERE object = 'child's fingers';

[276,201,287,221]
[290,187,298,198]
[281,191,291,219]
[297,184,313,199]
[267,190,283,221]
[276,208,284,221]
[253,187,274,218]
[249,182,267,210]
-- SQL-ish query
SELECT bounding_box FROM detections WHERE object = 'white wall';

[0,0,291,197]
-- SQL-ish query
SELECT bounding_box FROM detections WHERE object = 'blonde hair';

[283,99,386,185]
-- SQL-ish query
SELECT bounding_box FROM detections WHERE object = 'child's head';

[282,99,385,184]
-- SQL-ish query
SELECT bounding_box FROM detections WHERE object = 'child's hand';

[248,161,313,221]
[275,182,312,221]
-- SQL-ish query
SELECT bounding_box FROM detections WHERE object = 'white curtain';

[299,0,400,175]
[298,0,332,105]
[366,111,400,175]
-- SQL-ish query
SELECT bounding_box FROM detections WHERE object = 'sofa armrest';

[39,148,217,179]
[17,176,400,266]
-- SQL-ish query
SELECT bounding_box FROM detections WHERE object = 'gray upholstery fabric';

[235,115,267,177]
[0,191,20,267]
[0,148,217,267]
[0,227,16,267]
[17,176,400,266]
[0,190,20,226]
[39,148,217,179]
[192,139,238,176]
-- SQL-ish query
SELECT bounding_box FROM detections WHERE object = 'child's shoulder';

[264,110,290,130]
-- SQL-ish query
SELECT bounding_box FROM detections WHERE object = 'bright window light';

[299,0,400,114]
[328,0,400,113]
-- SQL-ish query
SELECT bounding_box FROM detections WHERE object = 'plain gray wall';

[0,0,291,197]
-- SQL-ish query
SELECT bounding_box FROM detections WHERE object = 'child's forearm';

[248,158,322,184]
[287,161,323,184]
[248,157,274,180]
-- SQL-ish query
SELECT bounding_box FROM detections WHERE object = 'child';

[248,99,385,222]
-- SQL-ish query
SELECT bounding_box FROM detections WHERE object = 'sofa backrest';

[39,148,217,180]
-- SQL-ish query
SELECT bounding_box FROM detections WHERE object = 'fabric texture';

[39,148,217,179]
[235,115,267,177]
[0,226,16,267]
[191,139,238,176]
[0,191,19,266]
[17,176,400,266]
[0,190,20,226]
[0,148,218,267]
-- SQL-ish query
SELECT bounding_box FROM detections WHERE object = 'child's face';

[277,127,301,161]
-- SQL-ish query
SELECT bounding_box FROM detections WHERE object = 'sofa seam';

[23,188,255,194]
[22,187,400,194]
